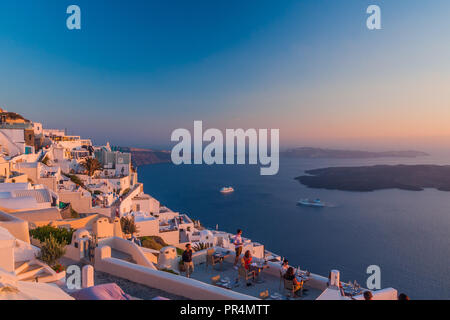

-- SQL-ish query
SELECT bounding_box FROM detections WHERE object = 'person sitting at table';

[240,251,257,280]
[243,250,253,270]
[281,259,289,275]
[284,267,303,294]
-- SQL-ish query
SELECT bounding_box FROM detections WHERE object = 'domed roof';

[199,230,213,238]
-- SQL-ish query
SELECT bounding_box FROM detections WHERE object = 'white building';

[0,129,25,156]
[0,183,57,212]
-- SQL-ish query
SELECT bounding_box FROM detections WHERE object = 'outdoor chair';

[283,279,303,298]
[259,290,269,300]
[237,265,255,285]
[211,275,221,286]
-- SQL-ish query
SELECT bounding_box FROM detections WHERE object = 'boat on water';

[220,187,234,194]
[298,198,325,207]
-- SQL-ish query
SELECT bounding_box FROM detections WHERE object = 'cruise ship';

[220,187,234,194]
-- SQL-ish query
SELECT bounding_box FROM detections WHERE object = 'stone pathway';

[94,271,189,300]
[60,257,189,300]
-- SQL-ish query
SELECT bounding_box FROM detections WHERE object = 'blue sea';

[138,156,450,299]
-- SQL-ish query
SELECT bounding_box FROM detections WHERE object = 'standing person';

[182,243,194,278]
[233,229,244,269]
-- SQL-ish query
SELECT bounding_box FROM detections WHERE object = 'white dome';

[73,228,91,241]
[199,230,213,241]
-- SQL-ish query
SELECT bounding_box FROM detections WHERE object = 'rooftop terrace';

[189,260,323,300]
[177,247,326,300]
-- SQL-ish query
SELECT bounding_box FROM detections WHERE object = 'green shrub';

[30,225,74,245]
[70,208,79,219]
[38,234,66,267]
[140,236,169,251]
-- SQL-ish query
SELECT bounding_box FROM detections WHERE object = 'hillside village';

[0,108,399,300]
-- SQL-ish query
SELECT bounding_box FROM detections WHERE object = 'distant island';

[296,165,450,192]
[116,147,172,167]
[283,147,429,159]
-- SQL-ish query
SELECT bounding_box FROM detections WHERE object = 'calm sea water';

[138,156,450,299]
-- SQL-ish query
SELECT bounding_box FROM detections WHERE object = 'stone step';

[14,261,30,275]
[16,265,44,281]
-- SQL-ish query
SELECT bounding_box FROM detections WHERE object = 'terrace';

[187,247,325,300]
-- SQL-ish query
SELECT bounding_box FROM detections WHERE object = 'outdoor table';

[342,286,363,297]
[215,282,232,290]
[296,275,312,283]
[215,277,233,290]
[250,263,269,283]
[213,251,233,270]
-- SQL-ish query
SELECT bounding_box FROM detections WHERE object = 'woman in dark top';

[284,267,302,293]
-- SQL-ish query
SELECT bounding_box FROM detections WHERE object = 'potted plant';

[52,263,66,274]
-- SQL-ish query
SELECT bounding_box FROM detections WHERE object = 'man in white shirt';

[233,229,243,269]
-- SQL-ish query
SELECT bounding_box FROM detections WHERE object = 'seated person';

[237,251,256,286]
[284,267,303,294]
[243,250,253,270]
[281,259,289,275]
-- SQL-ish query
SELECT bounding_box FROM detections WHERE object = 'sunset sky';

[1,0,449,151]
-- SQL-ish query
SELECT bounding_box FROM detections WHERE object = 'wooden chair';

[259,290,269,300]
[211,275,221,286]
[238,265,254,285]
[283,279,303,298]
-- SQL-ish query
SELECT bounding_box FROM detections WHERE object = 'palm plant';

[120,216,139,236]
[192,242,212,252]
[81,158,102,176]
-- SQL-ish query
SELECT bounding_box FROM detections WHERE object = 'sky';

[0,0,450,151]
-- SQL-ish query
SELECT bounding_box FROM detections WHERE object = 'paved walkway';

[60,258,188,300]
[94,271,189,300]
